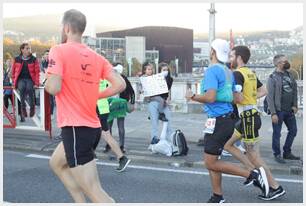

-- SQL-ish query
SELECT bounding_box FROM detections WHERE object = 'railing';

[128,77,303,114]
[3,86,52,136]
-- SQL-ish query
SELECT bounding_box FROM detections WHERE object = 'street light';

[127,58,132,77]
[208,3,216,63]
[155,58,159,74]
[175,58,179,75]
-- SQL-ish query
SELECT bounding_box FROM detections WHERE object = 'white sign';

[140,73,168,97]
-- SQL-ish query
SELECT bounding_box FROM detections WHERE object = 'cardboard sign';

[140,73,169,97]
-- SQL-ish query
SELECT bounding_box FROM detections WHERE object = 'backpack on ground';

[171,130,189,156]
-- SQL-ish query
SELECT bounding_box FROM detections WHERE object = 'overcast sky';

[3,2,303,34]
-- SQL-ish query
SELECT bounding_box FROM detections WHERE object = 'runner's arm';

[44,46,63,95]
[233,71,244,104]
[257,85,267,99]
[44,73,62,95]
[256,77,266,98]
[191,89,216,103]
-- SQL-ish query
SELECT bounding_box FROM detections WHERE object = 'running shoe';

[116,156,131,172]
[258,186,286,201]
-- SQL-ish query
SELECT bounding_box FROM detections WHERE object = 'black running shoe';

[116,156,131,172]
[103,144,110,153]
[244,168,259,186]
[258,186,286,201]
[245,167,269,197]
[207,195,225,203]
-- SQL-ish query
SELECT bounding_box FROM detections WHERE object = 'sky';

[3,2,303,34]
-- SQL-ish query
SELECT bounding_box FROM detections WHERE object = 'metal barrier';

[3,86,52,137]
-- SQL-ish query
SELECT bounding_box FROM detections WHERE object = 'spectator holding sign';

[141,62,174,146]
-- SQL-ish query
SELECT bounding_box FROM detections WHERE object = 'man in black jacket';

[266,54,300,163]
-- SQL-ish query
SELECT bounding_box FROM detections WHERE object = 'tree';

[4,52,13,61]
[289,52,303,80]
[4,37,14,46]
[131,58,142,76]
[4,43,51,59]
[122,59,129,76]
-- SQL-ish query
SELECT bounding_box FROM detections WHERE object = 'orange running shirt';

[47,41,112,128]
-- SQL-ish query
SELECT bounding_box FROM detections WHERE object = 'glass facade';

[97,37,126,63]
[145,50,159,62]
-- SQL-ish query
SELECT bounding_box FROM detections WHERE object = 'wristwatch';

[191,93,196,99]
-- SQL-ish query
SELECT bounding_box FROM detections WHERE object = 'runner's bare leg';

[102,130,123,159]
[244,143,279,189]
[49,142,86,202]
[224,134,255,171]
[70,159,115,203]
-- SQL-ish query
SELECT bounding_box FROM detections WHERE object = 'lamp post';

[175,58,179,75]
[208,3,216,61]
[155,58,159,74]
[127,58,132,77]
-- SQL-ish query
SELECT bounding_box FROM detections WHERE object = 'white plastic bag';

[151,140,173,156]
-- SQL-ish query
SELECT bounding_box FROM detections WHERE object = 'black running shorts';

[204,113,235,156]
[61,126,101,168]
[234,109,262,143]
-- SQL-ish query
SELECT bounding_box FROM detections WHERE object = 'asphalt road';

[3,149,303,203]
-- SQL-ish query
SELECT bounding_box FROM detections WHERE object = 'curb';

[4,144,302,176]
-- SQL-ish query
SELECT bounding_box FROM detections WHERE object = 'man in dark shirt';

[12,43,40,121]
[266,54,300,162]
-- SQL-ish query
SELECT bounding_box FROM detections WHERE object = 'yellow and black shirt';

[234,67,263,107]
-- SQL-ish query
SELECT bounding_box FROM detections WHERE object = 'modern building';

[97,26,193,73]
[125,36,146,64]
[193,41,210,67]
[145,50,159,62]
[95,37,126,63]
[82,36,96,50]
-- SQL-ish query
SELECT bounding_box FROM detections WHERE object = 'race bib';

[203,118,216,134]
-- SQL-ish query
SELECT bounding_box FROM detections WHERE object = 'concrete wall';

[128,77,303,116]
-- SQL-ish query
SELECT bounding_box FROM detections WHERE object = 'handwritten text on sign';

[140,73,168,97]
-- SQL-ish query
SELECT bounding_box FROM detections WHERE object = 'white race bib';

[203,118,216,134]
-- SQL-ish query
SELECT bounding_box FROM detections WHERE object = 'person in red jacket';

[12,43,40,121]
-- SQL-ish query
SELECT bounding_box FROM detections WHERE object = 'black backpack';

[172,130,189,156]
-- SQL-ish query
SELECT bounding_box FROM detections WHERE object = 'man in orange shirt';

[45,9,126,203]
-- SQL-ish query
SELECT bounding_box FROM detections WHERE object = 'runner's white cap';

[211,39,230,63]
[113,64,123,74]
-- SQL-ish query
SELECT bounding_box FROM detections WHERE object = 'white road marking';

[25,153,303,184]
[26,154,51,159]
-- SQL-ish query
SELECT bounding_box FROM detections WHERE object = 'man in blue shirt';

[186,39,269,203]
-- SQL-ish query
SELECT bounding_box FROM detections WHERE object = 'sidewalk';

[3,110,303,176]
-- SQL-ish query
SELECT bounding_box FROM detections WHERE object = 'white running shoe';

[221,150,232,156]
[236,144,246,153]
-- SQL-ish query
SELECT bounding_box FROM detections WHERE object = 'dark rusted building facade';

[97,26,193,73]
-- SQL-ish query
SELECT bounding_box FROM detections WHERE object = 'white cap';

[113,64,123,74]
[211,39,230,63]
